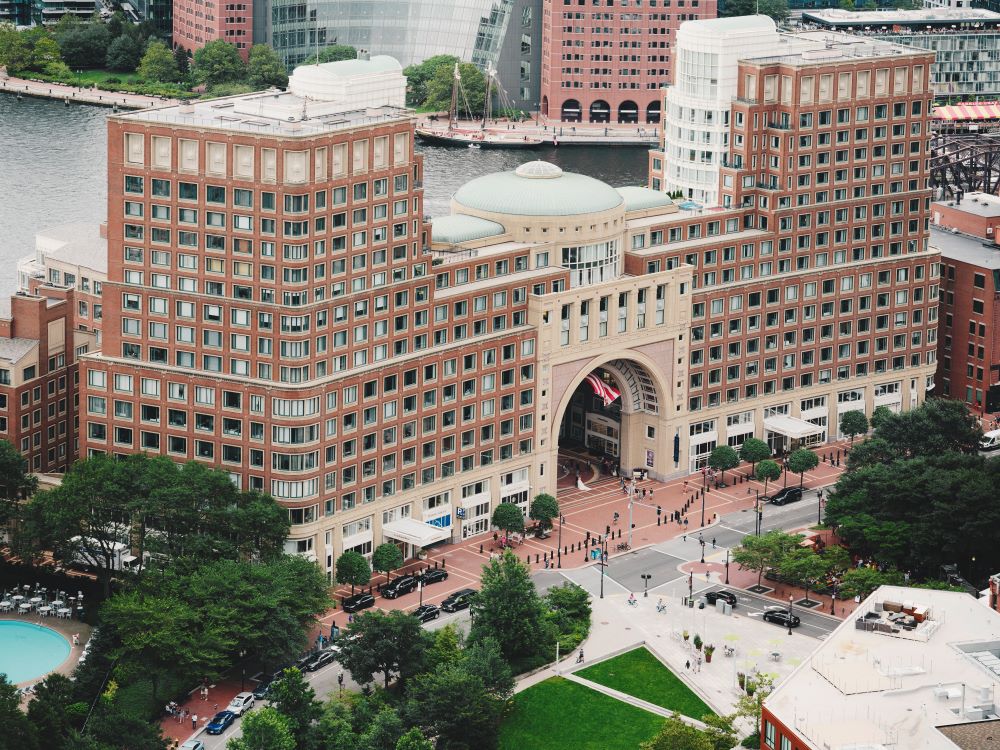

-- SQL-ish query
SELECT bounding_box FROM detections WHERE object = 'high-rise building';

[78,37,939,569]
[173,0,253,59]
[539,0,716,125]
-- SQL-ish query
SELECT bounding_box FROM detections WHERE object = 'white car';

[226,692,255,716]
[180,742,205,750]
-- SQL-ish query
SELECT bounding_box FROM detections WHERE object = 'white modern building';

[657,18,850,207]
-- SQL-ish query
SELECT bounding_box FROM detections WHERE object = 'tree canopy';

[529,493,559,531]
[247,43,288,89]
[732,530,801,587]
[301,43,357,65]
[707,445,739,483]
[402,54,458,106]
[755,459,782,497]
[491,502,525,535]
[719,0,789,22]
[642,713,714,750]
[339,611,433,689]
[138,39,180,83]
[0,438,36,527]
[227,706,296,750]
[372,543,404,583]
[469,550,545,662]
[787,448,819,488]
[336,550,372,593]
[839,410,869,444]
[193,39,247,87]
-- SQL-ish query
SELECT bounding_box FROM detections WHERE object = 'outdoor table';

[29,597,42,605]
[58,608,71,618]
[18,603,30,613]
[770,652,781,661]
[11,594,23,602]
[0,601,10,612]
[37,606,51,616]
[51,600,64,607]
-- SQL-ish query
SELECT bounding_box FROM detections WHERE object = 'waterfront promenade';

[417,116,661,147]
[0,75,179,110]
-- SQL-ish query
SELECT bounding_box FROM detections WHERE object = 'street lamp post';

[817,489,824,526]
[641,573,652,598]
[787,595,794,636]
[688,570,693,603]
[418,580,423,608]
[557,514,564,569]
[599,535,608,599]
[830,578,838,615]
[700,538,706,564]
[239,649,246,692]
[725,549,730,585]
[700,489,706,528]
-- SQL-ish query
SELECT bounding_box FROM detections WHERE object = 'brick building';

[173,0,253,59]
[539,0,716,124]
[76,42,939,573]
[931,192,1000,414]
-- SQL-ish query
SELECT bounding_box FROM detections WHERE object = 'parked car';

[704,590,737,607]
[419,568,449,585]
[440,588,477,612]
[413,604,440,623]
[205,711,237,735]
[981,429,1000,451]
[762,607,801,628]
[342,592,376,612]
[226,692,255,716]
[382,574,418,599]
[251,679,272,700]
[302,648,339,672]
[180,742,205,750]
[767,486,803,506]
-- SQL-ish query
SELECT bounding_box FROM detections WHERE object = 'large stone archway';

[545,348,674,493]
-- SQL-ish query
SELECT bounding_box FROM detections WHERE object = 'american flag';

[586,373,621,407]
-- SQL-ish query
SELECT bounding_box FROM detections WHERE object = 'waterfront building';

[802,8,1000,100]
[930,192,1000,414]
[762,586,1000,750]
[31,0,99,25]
[539,0,716,125]
[173,0,541,110]
[79,38,939,568]
[0,0,31,25]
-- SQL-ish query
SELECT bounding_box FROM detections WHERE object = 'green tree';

[0,674,39,749]
[405,665,502,750]
[529,493,559,531]
[402,54,458,106]
[302,43,357,65]
[336,550,372,594]
[490,502,524,535]
[755,459,782,498]
[247,43,288,89]
[838,566,895,600]
[29,32,66,75]
[469,550,545,662]
[739,438,771,475]
[174,44,190,75]
[429,624,464,668]
[372,542,404,584]
[719,0,789,22]
[339,610,432,690]
[138,39,179,82]
[701,714,739,750]
[707,445,739,485]
[0,438,36,527]
[733,673,775,736]
[780,548,830,604]
[269,668,322,747]
[839,410,869,445]
[26,673,78,745]
[0,26,33,74]
[193,39,247,87]
[54,20,112,69]
[462,636,514,700]
[424,61,485,117]
[106,32,145,72]
[101,590,232,700]
[733,530,800,588]
[870,405,894,430]
[787,448,819,489]
[396,728,434,750]
[838,0,857,10]
[360,707,405,750]
[872,399,981,457]
[227,707,295,750]
[642,713,713,750]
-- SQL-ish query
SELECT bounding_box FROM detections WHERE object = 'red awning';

[934,102,1000,122]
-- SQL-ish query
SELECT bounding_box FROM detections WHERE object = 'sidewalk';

[0,75,179,110]
[416,116,660,147]
[159,678,244,746]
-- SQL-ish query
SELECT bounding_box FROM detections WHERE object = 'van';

[981,429,1000,451]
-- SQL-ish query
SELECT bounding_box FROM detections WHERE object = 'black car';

[704,590,738,607]
[440,588,477,612]
[767,486,804,506]
[251,679,273,700]
[302,648,339,672]
[382,575,418,599]
[413,604,440,623]
[762,608,801,628]
[342,592,376,612]
[419,568,449,585]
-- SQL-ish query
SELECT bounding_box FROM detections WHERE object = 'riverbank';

[0,75,177,110]
[417,117,659,147]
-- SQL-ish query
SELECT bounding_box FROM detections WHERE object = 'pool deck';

[0,612,92,689]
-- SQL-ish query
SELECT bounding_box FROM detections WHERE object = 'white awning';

[382,518,450,547]
[764,415,825,439]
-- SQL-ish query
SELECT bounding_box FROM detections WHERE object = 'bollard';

[564,545,568,556]
[657,517,661,526]
[535,554,539,563]
[480,544,483,554]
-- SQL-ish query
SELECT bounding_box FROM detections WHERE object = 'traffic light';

[656,505,662,516]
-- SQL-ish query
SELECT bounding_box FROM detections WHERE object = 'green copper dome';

[452,161,624,217]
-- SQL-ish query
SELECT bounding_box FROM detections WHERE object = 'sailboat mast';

[449,63,460,130]
[482,65,494,128]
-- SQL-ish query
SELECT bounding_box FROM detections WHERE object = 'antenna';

[314,18,320,65]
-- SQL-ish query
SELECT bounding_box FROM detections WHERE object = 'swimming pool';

[0,621,72,684]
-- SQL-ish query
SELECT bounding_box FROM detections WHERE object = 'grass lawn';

[576,647,714,719]
[499,677,663,750]
[73,70,143,86]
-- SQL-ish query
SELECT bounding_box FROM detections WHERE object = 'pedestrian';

[72,633,79,646]
[577,649,584,664]
[191,714,198,730]
[685,659,690,670]
[348,613,353,624]
[213,703,218,713]
[683,533,687,542]
[712,537,716,548]
[684,518,689,528]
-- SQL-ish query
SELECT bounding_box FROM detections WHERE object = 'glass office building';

[260,0,541,110]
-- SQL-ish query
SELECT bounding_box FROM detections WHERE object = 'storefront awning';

[382,518,450,547]
[764,415,825,440]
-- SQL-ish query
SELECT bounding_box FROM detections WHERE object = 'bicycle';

[626,597,638,608]
[616,542,631,552]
